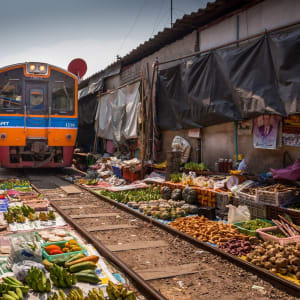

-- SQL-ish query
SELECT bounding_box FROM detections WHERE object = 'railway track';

[20,170,297,300]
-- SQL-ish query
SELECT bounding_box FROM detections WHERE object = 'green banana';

[15,287,23,300]
[58,289,66,300]
[7,291,19,300]
[2,294,17,300]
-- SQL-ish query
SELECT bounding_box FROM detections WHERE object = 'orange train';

[0,62,78,167]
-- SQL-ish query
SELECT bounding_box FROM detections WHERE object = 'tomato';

[45,245,61,254]
[49,249,63,255]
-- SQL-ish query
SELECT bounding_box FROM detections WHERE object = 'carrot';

[65,255,99,267]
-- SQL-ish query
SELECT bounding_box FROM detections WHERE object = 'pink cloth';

[271,160,300,181]
[106,140,115,154]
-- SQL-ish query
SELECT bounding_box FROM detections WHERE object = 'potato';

[290,256,300,266]
[276,258,288,268]
[264,262,272,269]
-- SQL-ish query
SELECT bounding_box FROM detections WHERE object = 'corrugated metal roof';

[79,0,262,90]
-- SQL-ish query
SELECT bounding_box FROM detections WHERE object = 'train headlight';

[39,65,46,72]
[26,63,48,74]
[66,134,72,140]
[0,133,6,140]
[29,64,36,71]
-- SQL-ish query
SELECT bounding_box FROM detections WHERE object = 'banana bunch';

[47,289,67,300]
[106,281,136,300]
[50,264,77,288]
[85,288,105,300]
[0,288,23,300]
[26,267,51,293]
[0,276,29,300]
[21,205,35,217]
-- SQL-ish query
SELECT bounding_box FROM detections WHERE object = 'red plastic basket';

[123,167,142,183]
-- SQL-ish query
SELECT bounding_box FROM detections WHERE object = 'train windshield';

[51,70,75,115]
[0,68,23,113]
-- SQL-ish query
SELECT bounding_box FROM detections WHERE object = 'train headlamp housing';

[26,62,48,75]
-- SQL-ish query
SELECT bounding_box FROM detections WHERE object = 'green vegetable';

[170,173,182,183]
[69,261,97,273]
[182,187,197,204]
[75,273,100,284]
[240,219,272,231]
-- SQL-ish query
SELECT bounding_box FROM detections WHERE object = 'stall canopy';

[95,81,140,143]
[157,28,300,130]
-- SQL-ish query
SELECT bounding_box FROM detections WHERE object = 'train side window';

[0,79,22,112]
[52,83,74,115]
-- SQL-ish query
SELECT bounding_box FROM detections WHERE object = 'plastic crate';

[234,219,274,237]
[112,166,123,178]
[123,167,142,183]
[256,189,294,206]
[42,240,86,262]
[233,197,267,219]
[257,226,300,245]
[266,205,300,225]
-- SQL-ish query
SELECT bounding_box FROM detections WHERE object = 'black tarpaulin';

[78,94,98,126]
[157,28,300,130]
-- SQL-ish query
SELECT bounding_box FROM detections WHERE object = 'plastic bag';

[271,160,300,181]
[8,232,42,266]
[12,260,45,281]
[171,136,191,164]
[227,205,250,224]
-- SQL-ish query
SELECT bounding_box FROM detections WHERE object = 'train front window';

[52,82,74,115]
[0,68,23,113]
[30,89,44,109]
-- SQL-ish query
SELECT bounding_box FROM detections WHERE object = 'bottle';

[218,158,224,172]
[228,159,233,171]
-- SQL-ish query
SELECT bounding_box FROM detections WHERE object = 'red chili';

[49,249,63,255]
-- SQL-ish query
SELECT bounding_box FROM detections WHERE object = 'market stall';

[0,178,137,300]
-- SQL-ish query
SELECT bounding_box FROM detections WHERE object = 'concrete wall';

[104,0,300,173]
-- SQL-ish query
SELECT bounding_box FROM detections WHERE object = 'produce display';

[184,162,206,171]
[99,187,161,203]
[4,205,56,224]
[0,276,29,299]
[47,282,136,300]
[219,239,256,256]
[0,180,30,191]
[257,184,296,192]
[50,264,77,288]
[246,242,300,277]
[170,173,182,183]
[170,216,254,245]
[26,267,51,293]
[238,219,273,231]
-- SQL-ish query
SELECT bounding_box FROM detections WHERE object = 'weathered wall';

[103,0,300,173]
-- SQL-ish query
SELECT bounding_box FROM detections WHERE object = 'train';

[0,62,78,167]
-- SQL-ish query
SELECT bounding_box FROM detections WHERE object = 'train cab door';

[25,82,48,137]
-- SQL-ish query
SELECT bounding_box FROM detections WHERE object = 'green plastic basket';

[234,219,274,237]
[42,240,86,262]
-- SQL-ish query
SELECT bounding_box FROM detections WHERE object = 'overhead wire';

[116,0,148,56]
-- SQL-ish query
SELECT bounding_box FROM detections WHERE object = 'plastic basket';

[234,219,274,237]
[112,166,123,179]
[123,167,142,183]
[266,205,300,225]
[237,189,257,202]
[256,189,294,206]
[256,226,300,245]
[42,240,86,262]
[233,197,267,219]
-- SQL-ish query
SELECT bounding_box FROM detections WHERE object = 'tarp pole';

[234,15,240,168]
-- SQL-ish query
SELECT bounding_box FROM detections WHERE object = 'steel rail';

[69,180,300,297]
[49,200,167,300]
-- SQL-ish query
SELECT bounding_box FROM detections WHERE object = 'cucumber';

[75,273,100,284]
[69,261,97,273]
[65,253,85,266]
